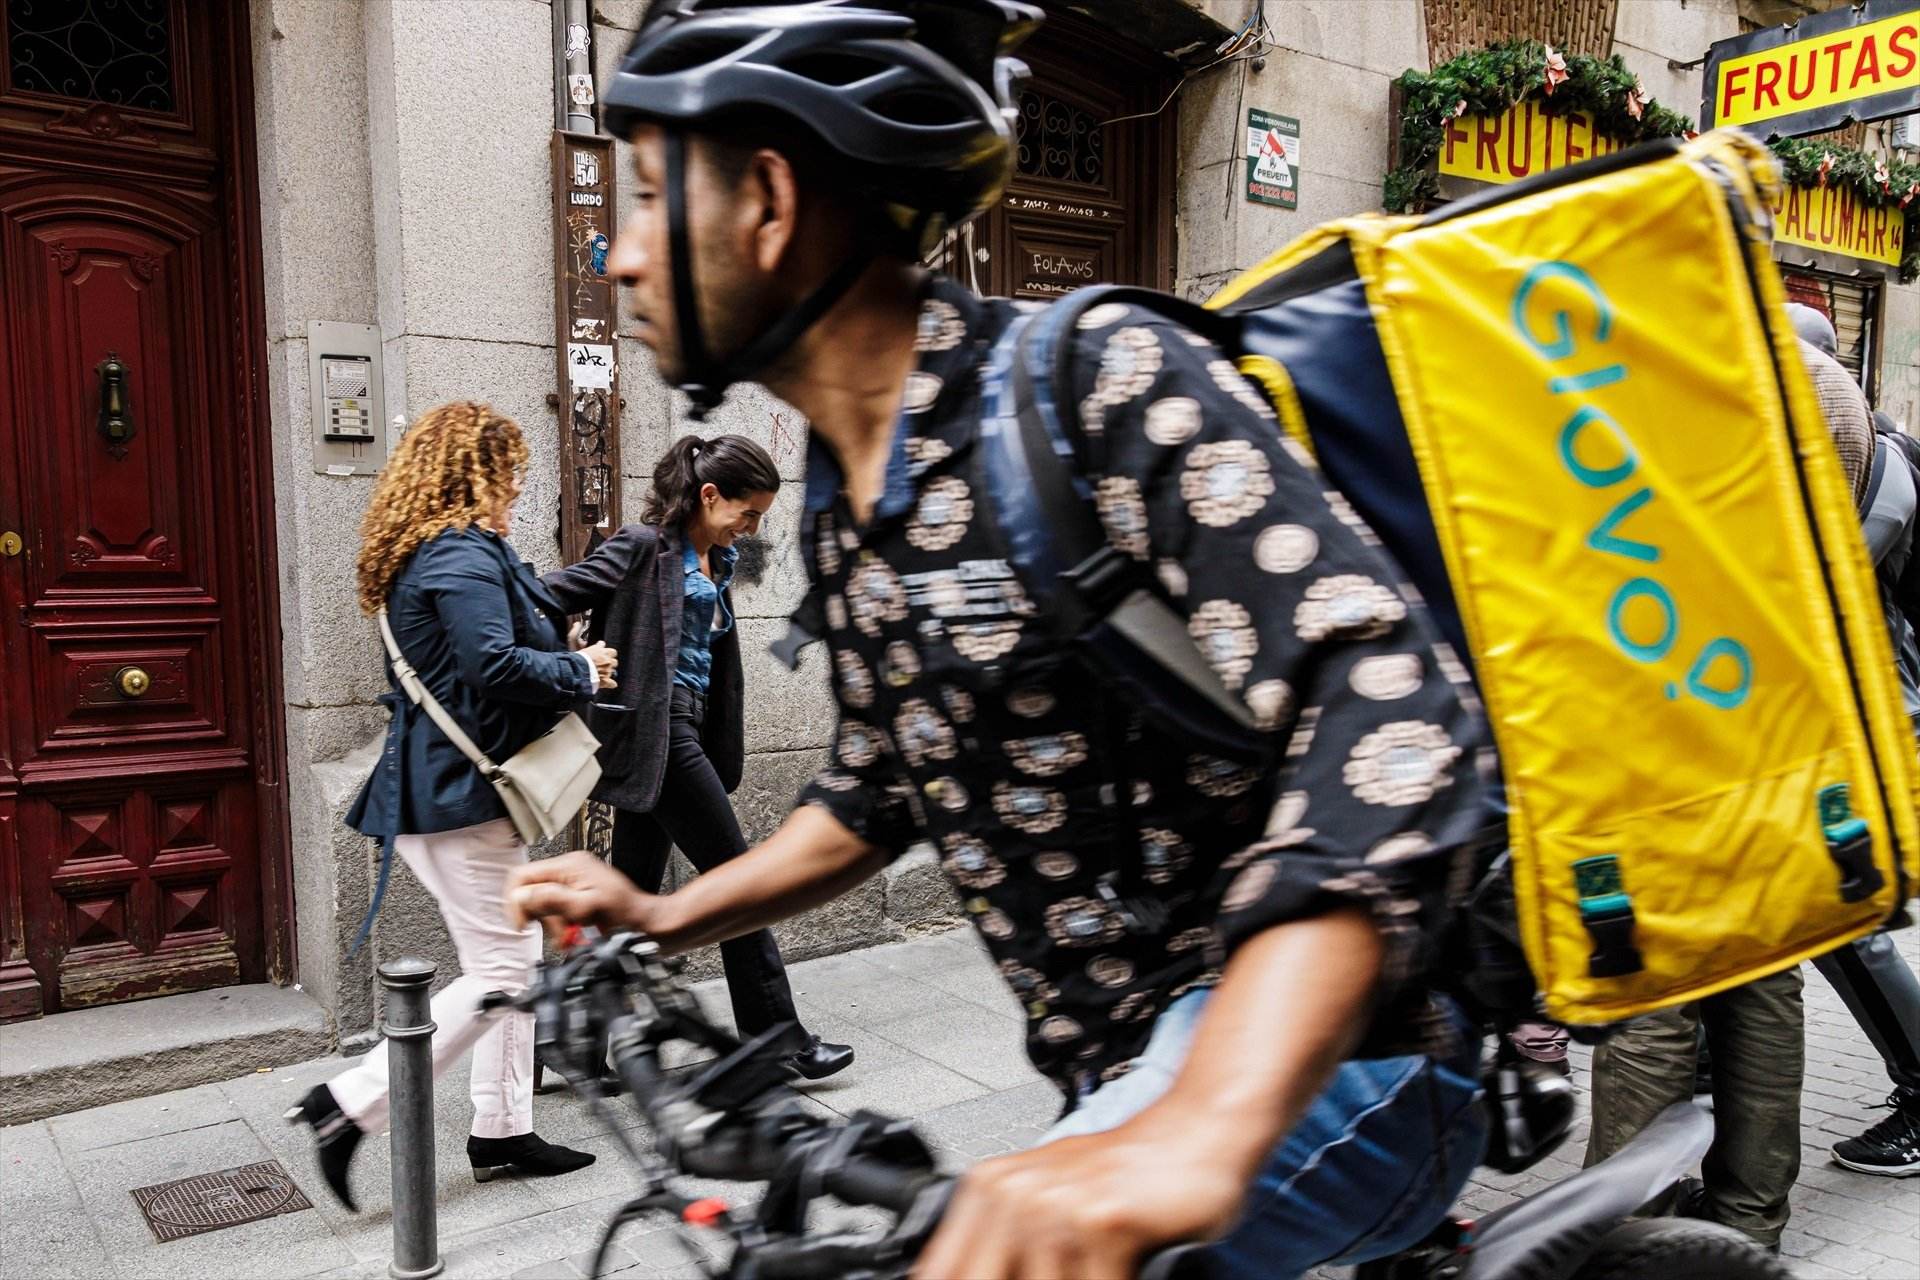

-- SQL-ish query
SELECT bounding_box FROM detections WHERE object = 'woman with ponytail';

[541,434,853,1081]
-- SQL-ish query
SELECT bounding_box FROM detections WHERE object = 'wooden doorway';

[0,0,289,1018]
[937,9,1177,298]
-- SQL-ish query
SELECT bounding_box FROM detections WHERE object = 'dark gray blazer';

[541,523,745,812]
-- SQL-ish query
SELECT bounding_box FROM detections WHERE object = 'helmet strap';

[663,131,885,421]
[665,131,720,412]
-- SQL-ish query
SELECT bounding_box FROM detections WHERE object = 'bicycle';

[485,931,1793,1280]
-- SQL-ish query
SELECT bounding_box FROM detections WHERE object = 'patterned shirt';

[797,276,1492,1098]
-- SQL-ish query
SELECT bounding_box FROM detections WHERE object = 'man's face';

[608,124,765,384]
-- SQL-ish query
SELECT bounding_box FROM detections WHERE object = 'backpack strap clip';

[1571,854,1644,979]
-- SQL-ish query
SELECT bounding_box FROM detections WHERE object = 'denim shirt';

[674,538,736,693]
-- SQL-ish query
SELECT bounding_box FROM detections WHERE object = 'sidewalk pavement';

[2,925,1916,1280]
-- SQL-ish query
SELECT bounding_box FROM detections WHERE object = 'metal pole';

[382,957,443,1280]
[555,0,596,134]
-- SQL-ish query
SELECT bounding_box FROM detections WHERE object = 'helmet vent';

[639,30,757,75]
[870,87,968,127]
[786,50,893,88]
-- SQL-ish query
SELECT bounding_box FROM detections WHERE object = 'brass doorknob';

[115,666,151,699]
[0,531,19,557]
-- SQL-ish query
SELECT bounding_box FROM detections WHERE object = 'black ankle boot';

[284,1084,364,1213]
[467,1132,596,1183]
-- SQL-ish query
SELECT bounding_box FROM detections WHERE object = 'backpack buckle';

[1057,545,1142,637]
[1817,784,1885,904]
[1571,854,1644,979]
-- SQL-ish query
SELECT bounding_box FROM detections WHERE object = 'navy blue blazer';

[348,526,594,839]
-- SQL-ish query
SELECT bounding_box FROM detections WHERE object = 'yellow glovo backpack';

[1000,129,1917,1025]
[1222,128,1919,1024]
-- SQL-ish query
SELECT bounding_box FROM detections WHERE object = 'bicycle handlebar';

[490,931,1205,1279]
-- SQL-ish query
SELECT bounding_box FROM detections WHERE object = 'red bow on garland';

[1543,46,1569,96]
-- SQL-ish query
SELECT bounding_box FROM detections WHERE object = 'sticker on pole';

[1245,110,1300,209]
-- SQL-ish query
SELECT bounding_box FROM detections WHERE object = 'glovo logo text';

[1510,261,1754,711]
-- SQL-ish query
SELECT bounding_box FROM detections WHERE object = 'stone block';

[381,0,556,346]
[1177,58,1246,173]
[617,337,675,481]
[278,472,386,711]
[595,1,651,35]
[730,746,830,846]
[1266,0,1428,78]
[883,842,963,931]
[1178,159,1238,281]
[736,616,836,753]
[397,334,567,572]
[287,703,388,767]
[1615,0,1742,65]
[769,871,892,965]
[251,0,377,342]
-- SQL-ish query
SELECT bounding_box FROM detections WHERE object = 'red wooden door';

[0,0,287,1017]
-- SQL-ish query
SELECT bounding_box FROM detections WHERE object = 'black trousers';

[611,685,803,1046]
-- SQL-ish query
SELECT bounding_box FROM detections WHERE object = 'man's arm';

[506,804,887,944]
[916,908,1382,1280]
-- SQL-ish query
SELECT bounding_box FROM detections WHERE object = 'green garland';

[1385,41,1920,281]
[1386,41,1691,213]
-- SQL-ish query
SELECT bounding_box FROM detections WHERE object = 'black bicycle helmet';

[601,0,1041,415]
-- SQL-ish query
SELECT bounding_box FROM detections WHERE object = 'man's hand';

[913,1108,1245,1280]
[915,908,1386,1278]
[505,851,655,936]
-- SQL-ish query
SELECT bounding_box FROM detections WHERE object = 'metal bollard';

[381,957,444,1280]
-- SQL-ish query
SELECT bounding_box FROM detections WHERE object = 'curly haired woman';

[286,402,614,1210]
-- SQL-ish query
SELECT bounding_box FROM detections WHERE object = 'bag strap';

[1007,290,1260,735]
[377,609,504,781]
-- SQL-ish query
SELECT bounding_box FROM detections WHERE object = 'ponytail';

[641,433,781,532]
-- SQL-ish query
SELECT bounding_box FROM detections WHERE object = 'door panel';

[0,0,283,1016]
[932,12,1174,298]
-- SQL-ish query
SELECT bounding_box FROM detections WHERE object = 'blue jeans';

[1042,991,1487,1280]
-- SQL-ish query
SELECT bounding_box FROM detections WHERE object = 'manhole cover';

[131,1160,313,1243]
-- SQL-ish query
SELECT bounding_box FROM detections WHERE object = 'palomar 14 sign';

[1702,0,1920,137]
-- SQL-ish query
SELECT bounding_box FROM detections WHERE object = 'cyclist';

[509,4,1494,1275]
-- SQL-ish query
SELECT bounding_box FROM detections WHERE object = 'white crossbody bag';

[377,609,602,846]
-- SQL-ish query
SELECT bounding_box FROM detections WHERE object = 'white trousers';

[329,818,539,1140]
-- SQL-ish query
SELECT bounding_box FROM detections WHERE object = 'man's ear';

[745,148,800,276]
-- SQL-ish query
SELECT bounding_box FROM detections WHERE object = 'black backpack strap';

[1863,433,1891,519]
[1006,288,1261,741]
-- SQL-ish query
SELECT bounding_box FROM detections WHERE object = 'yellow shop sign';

[1772,180,1906,267]
[1438,102,1630,186]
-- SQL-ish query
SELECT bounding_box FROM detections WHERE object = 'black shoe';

[284,1084,364,1213]
[467,1132,596,1183]
[1832,1088,1920,1177]
[784,1034,855,1082]
[1672,1175,1710,1219]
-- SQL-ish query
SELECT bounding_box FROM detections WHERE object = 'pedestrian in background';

[542,434,854,1081]
[286,402,609,1210]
